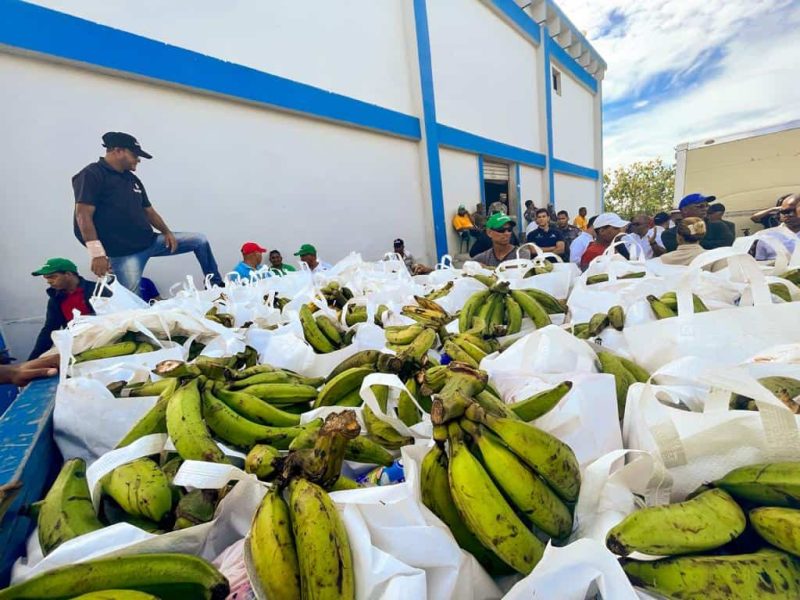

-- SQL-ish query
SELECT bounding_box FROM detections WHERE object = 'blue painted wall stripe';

[551,158,599,180]
[546,36,598,95]
[412,0,448,259]
[543,27,556,207]
[0,0,421,140]
[487,0,541,45]
[515,163,523,237]
[438,125,546,169]
[478,156,486,207]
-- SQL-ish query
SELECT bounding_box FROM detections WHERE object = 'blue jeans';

[109,232,223,295]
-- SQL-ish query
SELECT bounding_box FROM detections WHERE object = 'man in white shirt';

[623,214,660,259]
[569,215,596,267]
[294,243,332,272]
[755,194,800,260]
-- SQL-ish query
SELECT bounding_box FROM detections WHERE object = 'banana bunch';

[204,306,235,328]
[73,340,146,363]
[572,305,626,338]
[524,260,554,277]
[418,363,580,575]
[300,304,348,354]
[647,291,708,319]
[385,324,439,364]
[613,461,800,599]
[318,280,354,309]
[585,271,646,285]
[425,280,454,301]
[458,282,563,337]
[248,411,359,600]
[34,458,104,555]
[400,296,453,329]
[596,351,650,417]
[344,303,388,327]
[729,376,800,413]
[440,330,499,369]
[780,268,800,287]
[0,553,229,599]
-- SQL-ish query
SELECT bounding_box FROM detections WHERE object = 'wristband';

[87,240,107,259]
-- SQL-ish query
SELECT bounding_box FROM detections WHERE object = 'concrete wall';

[551,68,597,169]
[440,149,481,255]
[519,165,546,213]
[26,0,416,115]
[553,173,598,220]
[0,53,429,359]
[427,0,542,152]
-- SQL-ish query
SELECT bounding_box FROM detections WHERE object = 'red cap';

[241,242,266,255]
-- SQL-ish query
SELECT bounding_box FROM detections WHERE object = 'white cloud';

[555,0,800,168]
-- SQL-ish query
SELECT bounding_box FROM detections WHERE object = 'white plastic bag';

[623,360,800,500]
[11,448,266,584]
[90,275,149,314]
[624,250,800,372]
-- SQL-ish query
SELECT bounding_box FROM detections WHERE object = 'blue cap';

[679,193,716,210]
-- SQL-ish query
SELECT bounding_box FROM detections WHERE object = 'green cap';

[31,257,78,276]
[485,213,516,230]
[294,243,317,257]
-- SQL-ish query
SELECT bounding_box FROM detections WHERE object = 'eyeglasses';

[491,227,514,233]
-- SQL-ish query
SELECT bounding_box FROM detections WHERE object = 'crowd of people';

[451,191,800,274]
[7,129,799,386]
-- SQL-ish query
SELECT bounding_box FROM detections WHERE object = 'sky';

[555,0,800,170]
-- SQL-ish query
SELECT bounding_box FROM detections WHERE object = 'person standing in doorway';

[73,132,224,295]
[472,203,487,230]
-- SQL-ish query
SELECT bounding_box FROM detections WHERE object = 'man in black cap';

[73,132,223,295]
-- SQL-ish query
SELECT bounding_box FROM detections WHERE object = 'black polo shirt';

[526,226,563,251]
[72,158,156,257]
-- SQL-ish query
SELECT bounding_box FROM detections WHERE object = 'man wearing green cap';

[28,258,108,359]
[294,244,332,272]
[472,213,531,267]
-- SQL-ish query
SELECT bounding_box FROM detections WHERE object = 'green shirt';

[269,264,297,275]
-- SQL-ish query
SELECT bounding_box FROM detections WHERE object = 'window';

[552,67,562,96]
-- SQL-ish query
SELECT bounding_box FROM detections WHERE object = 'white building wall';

[551,68,597,168]
[519,166,546,212]
[440,149,481,255]
[0,54,429,359]
[554,173,599,219]
[427,0,542,152]
[25,0,416,115]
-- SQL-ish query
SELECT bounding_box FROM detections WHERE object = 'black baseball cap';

[102,132,152,159]
[708,203,726,214]
[393,238,404,247]
[653,212,670,225]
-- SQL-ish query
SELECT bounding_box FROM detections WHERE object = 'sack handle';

[436,254,454,270]
[360,373,431,438]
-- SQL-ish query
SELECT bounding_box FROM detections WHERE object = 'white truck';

[674,120,800,236]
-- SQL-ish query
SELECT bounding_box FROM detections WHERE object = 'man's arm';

[144,207,177,252]
[28,300,64,359]
[75,203,111,277]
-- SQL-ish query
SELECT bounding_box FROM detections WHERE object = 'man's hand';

[91,256,110,278]
[0,354,59,386]
[165,231,178,253]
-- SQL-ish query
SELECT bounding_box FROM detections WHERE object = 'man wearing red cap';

[232,242,269,281]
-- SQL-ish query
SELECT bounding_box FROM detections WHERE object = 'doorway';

[482,160,510,215]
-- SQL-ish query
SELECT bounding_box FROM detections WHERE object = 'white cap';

[593,212,629,229]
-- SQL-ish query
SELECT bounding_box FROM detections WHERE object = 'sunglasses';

[491,226,514,233]
[780,209,797,216]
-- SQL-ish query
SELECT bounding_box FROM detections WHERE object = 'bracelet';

[87,240,107,259]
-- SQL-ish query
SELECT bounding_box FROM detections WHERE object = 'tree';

[603,158,675,219]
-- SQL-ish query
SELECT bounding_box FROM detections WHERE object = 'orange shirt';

[574,215,588,230]
[452,214,474,229]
